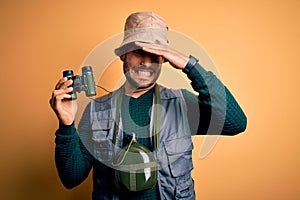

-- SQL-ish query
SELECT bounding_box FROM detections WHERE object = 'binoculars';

[63,66,96,100]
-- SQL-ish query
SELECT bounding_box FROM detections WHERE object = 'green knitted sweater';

[54,63,247,199]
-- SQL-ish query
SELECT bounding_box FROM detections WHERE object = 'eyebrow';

[132,49,161,59]
[132,49,145,55]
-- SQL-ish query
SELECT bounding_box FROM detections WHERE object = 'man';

[50,12,247,200]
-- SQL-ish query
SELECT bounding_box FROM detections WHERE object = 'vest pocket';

[93,139,113,162]
[163,137,195,199]
[163,137,194,177]
[91,119,114,162]
[175,175,195,199]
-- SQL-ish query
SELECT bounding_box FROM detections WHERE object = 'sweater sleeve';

[182,63,247,135]
[54,104,94,189]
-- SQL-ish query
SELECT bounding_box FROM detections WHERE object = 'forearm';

[55,123,93,189]
[184,63,247,135]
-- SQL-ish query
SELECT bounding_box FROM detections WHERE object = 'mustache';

[123,62,161,74]
[131,64,160,71]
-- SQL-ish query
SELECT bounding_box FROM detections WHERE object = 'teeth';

[139,71,151,77]
[133,69,152,77]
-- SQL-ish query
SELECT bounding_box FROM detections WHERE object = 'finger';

[55,78,73,90]
[55,93,72,101]
[55,77,67,89]
[51,87,72,102]
[143,46,165,56]
[52,87,73,98]
[62,79,73,88]
[50,92,72,107]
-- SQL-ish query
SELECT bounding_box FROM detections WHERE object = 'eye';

[150,54,161,61]
[131,50,162,62]
[133,49,144,55]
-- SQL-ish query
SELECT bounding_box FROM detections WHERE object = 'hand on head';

[134,42,189,70]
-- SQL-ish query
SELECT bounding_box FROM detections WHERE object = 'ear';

[120,54,126,62]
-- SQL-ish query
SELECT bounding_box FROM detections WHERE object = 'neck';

[124,81,156,98]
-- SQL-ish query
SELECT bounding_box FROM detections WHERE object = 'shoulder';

[158,85,184,100]
[91,87,122,112]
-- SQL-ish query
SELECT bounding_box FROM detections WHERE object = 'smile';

[132,68,153,77]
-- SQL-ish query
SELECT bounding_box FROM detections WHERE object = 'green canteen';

[113,138,157,192]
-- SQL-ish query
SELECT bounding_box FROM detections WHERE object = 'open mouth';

[131,68,154,77]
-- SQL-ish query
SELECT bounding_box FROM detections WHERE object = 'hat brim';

[114,41,169,63]
[114,42,141,57]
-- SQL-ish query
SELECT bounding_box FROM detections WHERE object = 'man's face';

[123,49,164,89]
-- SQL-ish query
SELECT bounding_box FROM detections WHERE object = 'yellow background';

[0,0,299,199]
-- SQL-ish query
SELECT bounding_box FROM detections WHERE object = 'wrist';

[182,55,199,74]
[58,122,76,135]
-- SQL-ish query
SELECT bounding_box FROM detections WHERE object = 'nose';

[141,53,153,66]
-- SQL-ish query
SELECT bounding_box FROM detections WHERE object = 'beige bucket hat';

[114,12,169,56]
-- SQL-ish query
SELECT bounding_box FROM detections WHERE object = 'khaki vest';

[81,85,195,199]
